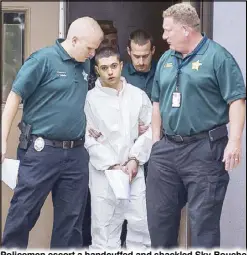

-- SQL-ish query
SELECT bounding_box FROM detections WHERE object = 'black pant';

[82,188,92,247]
[2,142,89,248]
[146,135,229,248]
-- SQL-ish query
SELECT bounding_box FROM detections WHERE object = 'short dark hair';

[128,29,154,50]
[95,47,121,65]
[97,20,118,35]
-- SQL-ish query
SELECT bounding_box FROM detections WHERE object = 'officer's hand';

[1,141,6,163]
[125,160,138,182]
[89,128,102,140]
[138,121,149,136]
[222,139,242,171]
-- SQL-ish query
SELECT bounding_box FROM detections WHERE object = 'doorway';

[66,1,180,62]
[66,1,190,247]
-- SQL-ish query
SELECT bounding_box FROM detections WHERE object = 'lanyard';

[175,35,208,91]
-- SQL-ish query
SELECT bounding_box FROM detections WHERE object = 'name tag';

[172,92,181,108]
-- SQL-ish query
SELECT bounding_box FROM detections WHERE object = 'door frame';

[61,0,214,248]
[188,1,214,39]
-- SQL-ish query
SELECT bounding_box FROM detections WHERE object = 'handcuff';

[108,157,139,170]
[126,157,139,166]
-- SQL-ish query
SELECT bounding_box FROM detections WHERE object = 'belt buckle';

[62,141,74,149]
[174,135,184,142]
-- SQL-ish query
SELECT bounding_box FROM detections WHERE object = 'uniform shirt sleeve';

[11,56,46,100]
[151,53,168,103]
[151,66,161,102]
[216,56,246,103]
[151,51,172,103]
[84,98,119,170]
[129,92,153,165]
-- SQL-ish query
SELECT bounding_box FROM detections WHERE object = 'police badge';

[34,137,45,151]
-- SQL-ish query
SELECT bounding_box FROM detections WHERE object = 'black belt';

[165,125,228,143]
[31,135,85,149]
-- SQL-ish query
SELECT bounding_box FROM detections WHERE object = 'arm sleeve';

[151,66,161,103]
[215,56,246,104]
[128,92,153,165]
[84,99,119,170]
[151,51,172,103]
[11,56,46,100]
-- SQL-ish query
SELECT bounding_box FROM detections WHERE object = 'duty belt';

[31,135,85,149]
[165,124,228,143]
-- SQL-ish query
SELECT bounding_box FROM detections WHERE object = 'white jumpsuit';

[84,77,152,249]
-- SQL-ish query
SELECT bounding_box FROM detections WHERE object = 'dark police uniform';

[2,39,90,248]
[147,34,246,248]
[122,61,157,101]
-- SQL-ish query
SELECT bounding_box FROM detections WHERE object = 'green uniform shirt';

[151,35,246,136]
[122,61,157,100]
[12,39,90,140]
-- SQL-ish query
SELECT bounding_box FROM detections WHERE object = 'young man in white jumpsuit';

[84,47,152,249]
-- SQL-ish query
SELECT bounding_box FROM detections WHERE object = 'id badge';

[172,92,181,108]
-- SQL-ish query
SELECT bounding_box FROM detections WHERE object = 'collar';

[127,60,157,75]
[55,39,72,61]
[171,33,209,59]
[95,76,127,96]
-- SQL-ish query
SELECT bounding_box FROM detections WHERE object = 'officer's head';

[97,20,119,50]
[94,47,123,88]
[65,17,104,62]
[162,3,201,53]
[127,29,155,73]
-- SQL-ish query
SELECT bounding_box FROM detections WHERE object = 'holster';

[18,121,32,149]
[208,125,228,142]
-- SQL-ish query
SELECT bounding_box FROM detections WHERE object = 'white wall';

[213,2,246,248]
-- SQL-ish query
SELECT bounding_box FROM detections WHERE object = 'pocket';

[152,136,164,148]
[20,142,35,163]
[208,136,228,162]
[206,173,229,204]
[152,140,160,148]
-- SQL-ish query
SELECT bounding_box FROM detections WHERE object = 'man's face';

[72,35,102,62]
[95,56,123,88]
[127,41,155,72]
[162,17,187,52]
[100,33,118,49]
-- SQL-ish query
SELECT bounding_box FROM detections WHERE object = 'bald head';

[62,17,104,62]
[67,17,104,41]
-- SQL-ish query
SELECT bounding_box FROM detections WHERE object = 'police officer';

[147,3,246,248]
[1,17,103,248]
[122,29,157,181]
[122,29,157,101]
